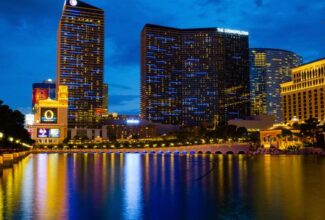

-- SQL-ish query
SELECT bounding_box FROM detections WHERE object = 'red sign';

[32,88,49,106]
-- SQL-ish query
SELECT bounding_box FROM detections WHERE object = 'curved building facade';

[250,48,302,122]
[141,24,250,126]
[281,58,325,123]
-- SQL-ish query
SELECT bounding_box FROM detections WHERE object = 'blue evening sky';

[0,0,324,115]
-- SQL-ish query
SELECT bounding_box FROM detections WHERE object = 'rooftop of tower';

[250,48,301,55]
[64,0,103,11]
[294,57,325,68]
[143,24,249,35]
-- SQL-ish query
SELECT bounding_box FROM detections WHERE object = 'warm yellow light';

[0,132,3,138]
[8,137,14,142]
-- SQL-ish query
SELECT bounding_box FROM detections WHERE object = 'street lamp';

[0,132,3,139]
[9,137,14,142]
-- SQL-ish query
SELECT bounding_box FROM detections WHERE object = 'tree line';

[0,100,34,148]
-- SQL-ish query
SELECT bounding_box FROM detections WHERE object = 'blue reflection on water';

[123,154,142,220]
[0,154,324,220]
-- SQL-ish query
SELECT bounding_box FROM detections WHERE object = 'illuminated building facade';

[260,124,302,149]
[32,79,56,111]
[31,86,68,145]
[141,24,250,126]
[281,58,325,123]
[250,48,302,122]
[141,25,182,125]
[103,83,109,112]
[57,0,105,128]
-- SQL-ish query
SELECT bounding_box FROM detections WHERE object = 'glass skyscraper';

[250,48,302,122]
[141,24,250,126]
[57,0,105,128]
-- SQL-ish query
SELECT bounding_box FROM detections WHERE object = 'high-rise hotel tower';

[250,48,302,123]
[141,24,250,126]
[57,0,105,128]
[281,58,325,123]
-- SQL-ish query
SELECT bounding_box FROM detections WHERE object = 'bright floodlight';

[126,119,140,124]
[70,0,78,6]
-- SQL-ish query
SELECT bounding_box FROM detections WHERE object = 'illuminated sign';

[49,129,60,138]
[25,114,34,126]
[37,128,60,138]
[126,119,140,124]
[32,88,49,106]
[37,128,49,138]
[41,108,58,124]
[217,28,249,36]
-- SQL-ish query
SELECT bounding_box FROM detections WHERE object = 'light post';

[0,132,4,139]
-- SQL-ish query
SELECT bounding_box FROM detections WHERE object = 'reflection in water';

[0,154,324,219]
[123,154,142,220]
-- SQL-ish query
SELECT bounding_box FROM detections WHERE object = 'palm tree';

[280,128,292,149]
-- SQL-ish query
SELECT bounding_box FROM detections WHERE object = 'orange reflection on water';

[1,156,31,219]
[0,154,324,219]
[33,154,68,219]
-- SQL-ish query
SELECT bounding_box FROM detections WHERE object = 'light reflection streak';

[217,154,224,202]
[161,155,165,191]
[0,154,323,219]
[0,173,3,220]
[35,154,47,218]
[123,154,142,220]
[21,156,33,219]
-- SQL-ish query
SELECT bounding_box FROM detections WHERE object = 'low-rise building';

[260,124,302,149]
[69,114,180,141]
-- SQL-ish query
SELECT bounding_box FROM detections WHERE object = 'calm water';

[0,153,324,220]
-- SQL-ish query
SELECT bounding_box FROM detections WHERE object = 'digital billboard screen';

[32,88,49,107]
[49,129,60,138]
[37,128,60,138]
[37,128,49,138]
[41,108,58,124]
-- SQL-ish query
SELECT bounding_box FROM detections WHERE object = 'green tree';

[248,131,260,145]
[281,128,292,138]
[0,100,34,148]
[236,127,248,139]
[108,134,117,142]
[300,117,318,145]
[281,128,293,149]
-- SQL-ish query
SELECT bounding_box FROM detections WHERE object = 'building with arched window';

[281,58,325,123]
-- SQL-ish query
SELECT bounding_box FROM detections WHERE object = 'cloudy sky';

[0,0,324,114]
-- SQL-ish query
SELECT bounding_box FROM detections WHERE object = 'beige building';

[281,58,325,123]
[31,85,68,145]
[260,124,302,149]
